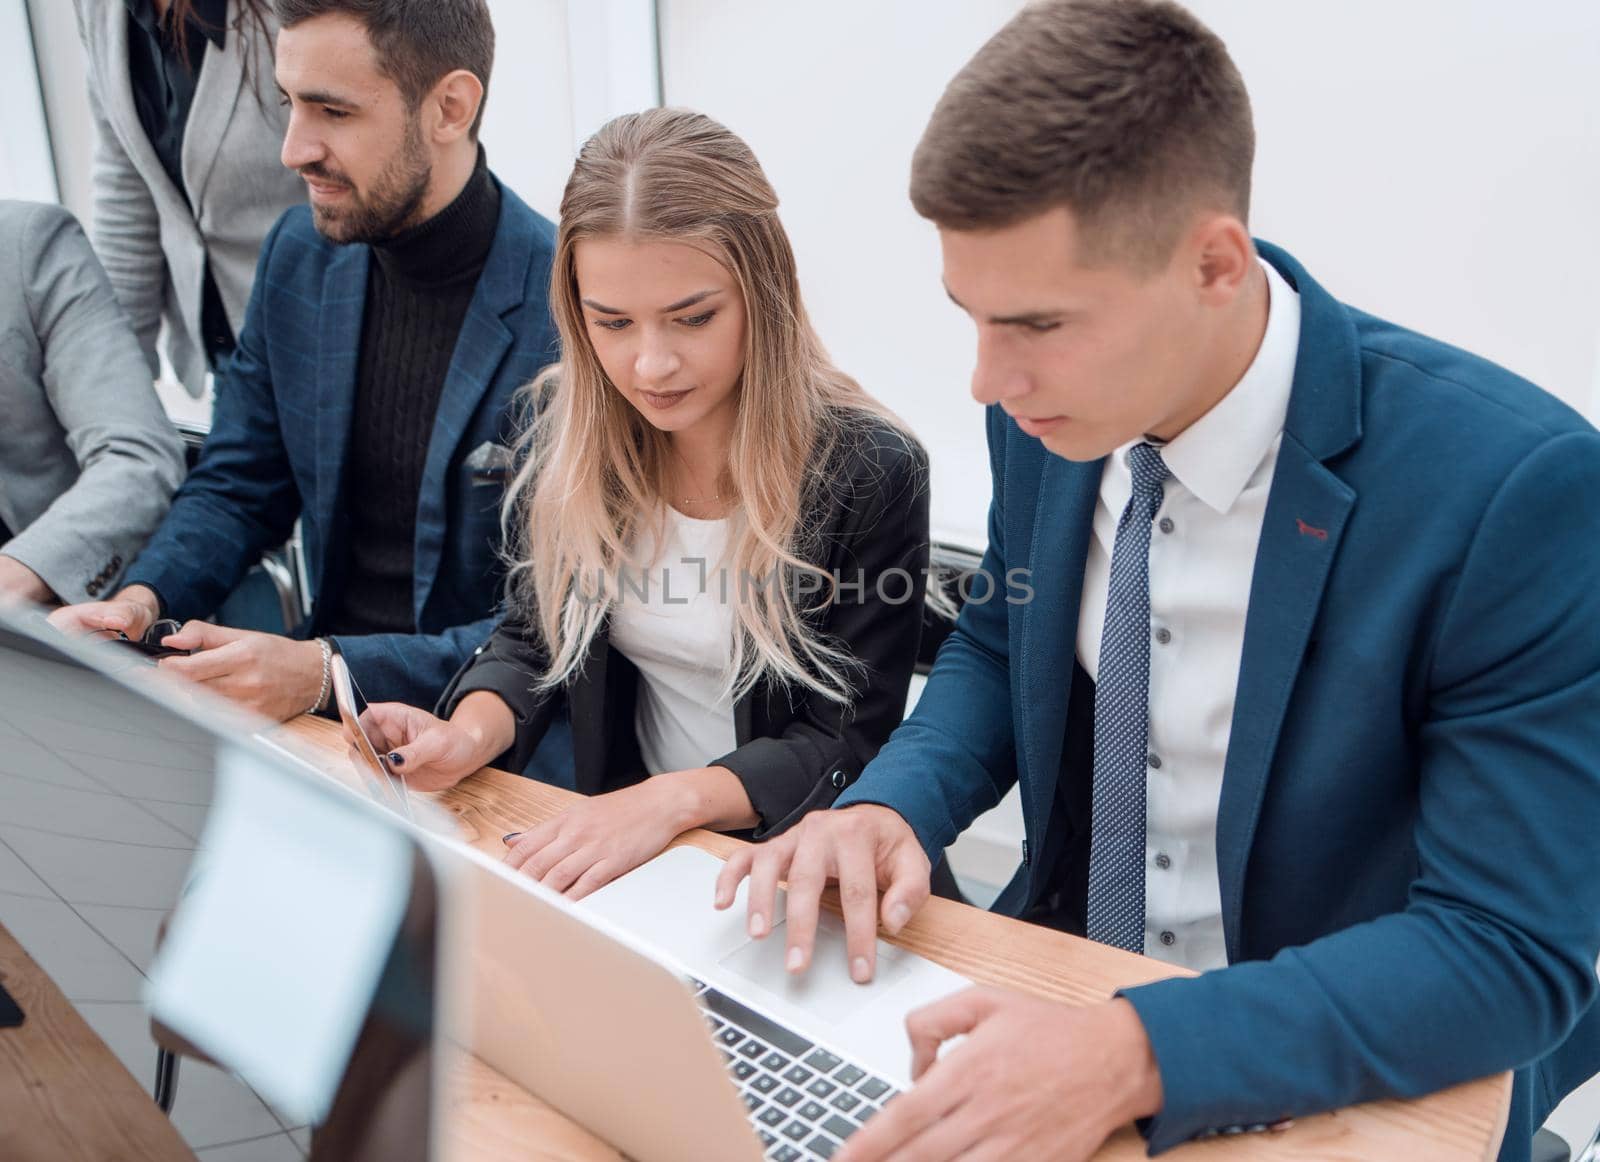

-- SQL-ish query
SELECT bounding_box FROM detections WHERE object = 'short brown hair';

[274,0,495,137]
[910,0,1254,268]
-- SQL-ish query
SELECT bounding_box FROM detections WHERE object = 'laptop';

[440,835,972,1162]
[0,606,452,1161]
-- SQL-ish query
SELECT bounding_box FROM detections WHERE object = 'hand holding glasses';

[108,618,192,661]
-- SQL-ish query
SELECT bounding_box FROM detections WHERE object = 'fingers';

[781,831,830,975]
[158,639,249,683]
[714,845,754,911]
[160,619,233,652]
[353,706,392,754]
[537,847,595,896]
[744,838,789,939]
[386,719,455,775]
[880,841,932,935]
[906,988,999,1080]
[834,836,883,983]
[48,601,145,637]
[505,818,565,876]
[878,1092,987,1162]
[836,1062,969,1162]
[566,859,624,901]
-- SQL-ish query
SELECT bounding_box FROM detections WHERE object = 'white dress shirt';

[608,509,739,776]
[1075,259,1301,971]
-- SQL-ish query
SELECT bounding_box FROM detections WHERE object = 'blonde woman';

[355,109,932,898]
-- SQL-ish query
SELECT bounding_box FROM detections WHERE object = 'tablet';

[329,650,415,821]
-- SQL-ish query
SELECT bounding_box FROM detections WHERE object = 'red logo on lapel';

[1296,517,1329,540]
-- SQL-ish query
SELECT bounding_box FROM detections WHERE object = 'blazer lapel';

[309,244,370,604]
[181,1,248,212]
[1018,452,1100,857]
[411,195,528,617]
[1214,439,1354,958]
[1214,240,1365,960]
[101,6,184,209]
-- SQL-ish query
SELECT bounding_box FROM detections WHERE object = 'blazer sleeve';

[331,615,513,716]
[434,609,562,771]
[1119,432,1600,1151]
[711,429,932,839]
[121,213,302,619]
[77,12,166,379]
[0,204,185,603]
[833,404,1020,857]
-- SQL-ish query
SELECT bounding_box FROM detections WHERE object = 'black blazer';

[438,419,930,838]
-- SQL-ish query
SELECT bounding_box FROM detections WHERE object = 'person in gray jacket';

[0,201,185,606]
[73,0,305,397]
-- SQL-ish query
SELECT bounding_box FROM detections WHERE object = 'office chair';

[153,1047,178,1114]
[1534,1122,1600,1162]
[916,540,985,677]
[176,420,311,636]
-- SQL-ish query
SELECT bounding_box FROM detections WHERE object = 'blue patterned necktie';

[1086,442,1170,953]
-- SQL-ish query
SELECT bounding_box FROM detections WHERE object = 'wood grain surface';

[0,921,196,1162]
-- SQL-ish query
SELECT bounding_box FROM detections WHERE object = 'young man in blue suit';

[718,2,1600,1158]
[52,0,560,720]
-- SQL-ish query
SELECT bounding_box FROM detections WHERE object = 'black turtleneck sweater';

[328,151,501,636]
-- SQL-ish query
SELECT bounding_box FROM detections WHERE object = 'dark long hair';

[160,0,274,73]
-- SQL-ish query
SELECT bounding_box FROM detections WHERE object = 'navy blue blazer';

[837,242,1600,1157]
[123,179,559,708]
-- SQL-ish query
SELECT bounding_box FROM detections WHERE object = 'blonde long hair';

[505,108,915,705]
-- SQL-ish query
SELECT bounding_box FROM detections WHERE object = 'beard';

[302,113,432,245]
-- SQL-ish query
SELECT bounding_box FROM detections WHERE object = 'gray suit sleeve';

[0,204,186,603]
[78,8,166,378]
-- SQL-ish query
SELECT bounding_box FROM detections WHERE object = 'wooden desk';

[271,715,1512,1162]
[0,920,196,1162]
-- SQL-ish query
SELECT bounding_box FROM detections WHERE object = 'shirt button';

[1158,517,1174,534]
[1147,753,1162,770]
[1154,852,1171,870]
[1154,626,1172,645]
[1160,930,1176,947]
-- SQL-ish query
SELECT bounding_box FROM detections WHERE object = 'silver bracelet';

[308,637,333,715]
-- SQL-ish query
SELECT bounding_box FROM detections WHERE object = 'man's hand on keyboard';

[714,804,930,984]
[835,989,1163,1162]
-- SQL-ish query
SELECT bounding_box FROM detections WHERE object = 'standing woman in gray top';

[73,0,304,396]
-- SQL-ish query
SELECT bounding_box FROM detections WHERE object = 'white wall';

[479,0,661,225]
[476,0,576,223]
[2,0,60,203]
[660,0,1025,548]
[1187,0,1600,421]
[660,0,1600,548]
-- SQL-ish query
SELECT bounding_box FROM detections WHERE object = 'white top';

[607,508,739,776]
[1075,259,1301,971]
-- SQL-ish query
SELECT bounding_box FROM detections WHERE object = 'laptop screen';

[0,609,439,1160]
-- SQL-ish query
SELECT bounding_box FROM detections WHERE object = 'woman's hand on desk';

[504,766,758,900]
[350,702,500,793]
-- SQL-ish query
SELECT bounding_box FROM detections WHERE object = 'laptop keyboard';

[691,979,899,1161]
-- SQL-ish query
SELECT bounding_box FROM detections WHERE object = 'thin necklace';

[670,449,726,507]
